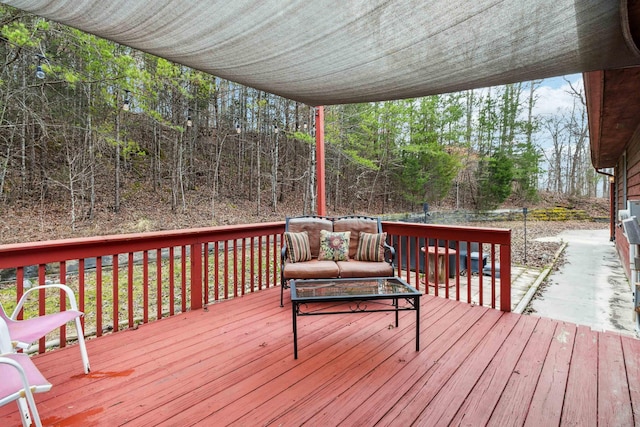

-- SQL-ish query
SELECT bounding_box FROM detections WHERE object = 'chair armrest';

[383,243,396,265]
[0,317,13,353]
[11,284,81,320]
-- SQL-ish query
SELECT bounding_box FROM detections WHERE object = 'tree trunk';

[115,112,121,213]
[271,121,279,212]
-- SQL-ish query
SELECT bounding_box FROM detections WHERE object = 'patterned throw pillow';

[318,230,351,261]
[355,232,387,262]
[284,231,311,263]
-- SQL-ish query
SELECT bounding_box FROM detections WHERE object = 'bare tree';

[543,115,568,193]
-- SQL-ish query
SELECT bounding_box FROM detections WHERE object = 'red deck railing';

[0,220,510,354]
[382,221,511,311]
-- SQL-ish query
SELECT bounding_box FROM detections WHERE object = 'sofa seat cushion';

[283,259,340,280]
[336,260,394,278]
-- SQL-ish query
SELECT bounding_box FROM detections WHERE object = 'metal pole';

[610,176,615,241]
[523,207,528,264]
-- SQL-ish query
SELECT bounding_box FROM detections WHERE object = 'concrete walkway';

[527,228,637,336]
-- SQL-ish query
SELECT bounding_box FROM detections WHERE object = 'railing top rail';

[382,221,511,245]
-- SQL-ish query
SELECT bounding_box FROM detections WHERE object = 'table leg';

[415,296,420,351]
[394,298,399,327]
[292,301,298,359]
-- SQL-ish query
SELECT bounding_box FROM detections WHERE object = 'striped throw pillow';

[355,232,386,262]
[284,231,312,263]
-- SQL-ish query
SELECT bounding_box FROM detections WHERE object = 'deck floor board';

[562,325,599,427]
[598,332,634,426]
[488,317,558,426]
[412,311,521,426]
[375,307,502,426]
[524,322,577,427]
[0,286,637,426]
[622,335,640,424]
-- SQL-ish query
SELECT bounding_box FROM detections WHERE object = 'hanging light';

[274,124,278,134]
[35,65,45,80]
[236,124,241,134]
[122,90,130,111]
[35,54,46,79]
[186,116,192,127]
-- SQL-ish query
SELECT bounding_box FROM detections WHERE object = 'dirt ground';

[0,192,610,270]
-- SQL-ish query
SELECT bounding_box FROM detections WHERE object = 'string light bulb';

[236,124,241,134]
[186,116,192,127]
[35,65,45,79]
[35,54,46,79]
[122,90,130,111]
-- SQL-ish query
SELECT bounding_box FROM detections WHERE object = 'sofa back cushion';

[286,217,333,258]
[334,217,380,259]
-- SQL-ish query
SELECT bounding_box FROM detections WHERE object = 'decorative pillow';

[355,232,387,262]
[284,231,311,263]
[318,230,351,261]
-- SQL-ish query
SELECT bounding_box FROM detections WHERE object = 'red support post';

[315,106,326,216]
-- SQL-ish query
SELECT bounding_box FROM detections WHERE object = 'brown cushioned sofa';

[280,215,395,306]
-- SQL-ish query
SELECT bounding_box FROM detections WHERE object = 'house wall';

[626,133,640,201]
[616,225,631,280]
[612,157,627,212]
[615,131,640,281]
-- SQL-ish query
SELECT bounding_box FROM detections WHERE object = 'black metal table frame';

[290,277,421,359]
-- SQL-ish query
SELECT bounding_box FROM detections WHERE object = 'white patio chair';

[0,354,52,427]
[0,283,90,374]
[0,317,52,427]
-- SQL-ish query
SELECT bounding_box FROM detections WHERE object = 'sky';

[531,73,588,191]
[532,74,583,117]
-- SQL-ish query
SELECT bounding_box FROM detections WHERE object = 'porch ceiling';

[3,0,640,106]
[586,67,640,169]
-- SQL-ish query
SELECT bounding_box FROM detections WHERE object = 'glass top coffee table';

[290,276,422,359]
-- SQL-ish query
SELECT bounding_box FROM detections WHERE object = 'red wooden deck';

[2,286,639,426]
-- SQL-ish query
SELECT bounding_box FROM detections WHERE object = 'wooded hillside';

[0,7,606,239]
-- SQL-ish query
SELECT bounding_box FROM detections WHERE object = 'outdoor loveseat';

[280,215,395,306]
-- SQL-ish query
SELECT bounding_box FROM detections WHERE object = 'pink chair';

[0,317,52,427]
[0,284,90,374]
[0,354,51,427]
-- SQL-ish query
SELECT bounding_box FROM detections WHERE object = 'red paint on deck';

[1,286,637,426]
[71,369,135,380]
[42,407,104,426]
